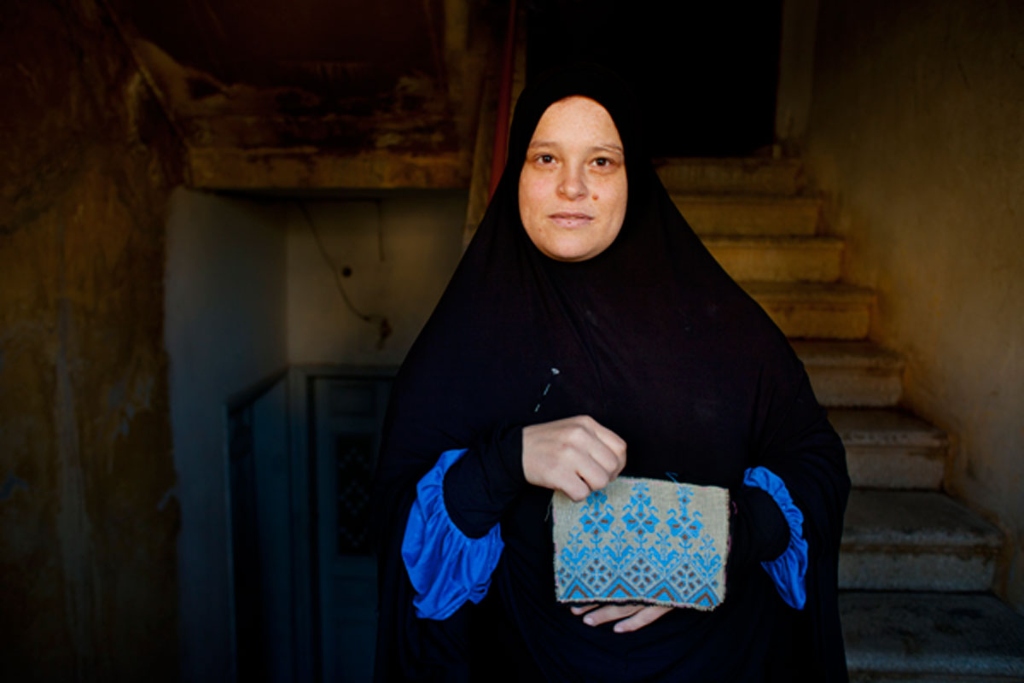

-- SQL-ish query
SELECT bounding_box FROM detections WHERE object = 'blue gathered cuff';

[742,467,808,610]
[401,448,505,620]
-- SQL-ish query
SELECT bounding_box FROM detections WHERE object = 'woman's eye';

[539,154,554,164]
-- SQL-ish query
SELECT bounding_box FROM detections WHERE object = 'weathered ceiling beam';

[102,0,494,192]
[187,147,468,190]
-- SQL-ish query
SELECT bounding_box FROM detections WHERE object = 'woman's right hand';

[522,416,627,501]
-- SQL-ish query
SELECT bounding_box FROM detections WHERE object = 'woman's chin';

[537,237,607,262]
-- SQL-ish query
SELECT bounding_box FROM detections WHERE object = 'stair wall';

[802,0,1024,613]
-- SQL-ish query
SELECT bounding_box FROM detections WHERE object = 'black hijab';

[373,63,849,682]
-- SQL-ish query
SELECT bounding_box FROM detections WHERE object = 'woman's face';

[518,96,627,262]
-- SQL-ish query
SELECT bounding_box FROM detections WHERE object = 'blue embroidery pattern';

[553,477,729,610]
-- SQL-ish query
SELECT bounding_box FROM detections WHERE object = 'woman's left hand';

[570,603,672,633]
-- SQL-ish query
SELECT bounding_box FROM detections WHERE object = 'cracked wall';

[0,0,183,679]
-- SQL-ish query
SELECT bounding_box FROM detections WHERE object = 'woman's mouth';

[549,212,593,228]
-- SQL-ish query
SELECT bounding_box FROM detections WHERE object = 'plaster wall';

[0,1,183,679]
[165,189,288,680]
[804,0,1024,608]
[287,192,467,366]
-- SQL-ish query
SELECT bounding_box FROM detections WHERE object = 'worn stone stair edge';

[671,197,821,236]
[841,592,1024,677]
[749,285,875,341]
[837,412,947,490]
[672,193,822,207]
[842,491,1004,551]
[745,281,876,302]
[850,675,1024,682]
[792,341,905,369]
[654,157,805,195]
[828,409,948,448]
[842,541,1002,555]
[840,493,1001,592]
[708,242,843,284]
[839,557,996,592]
[844,454,945,492]
[808,381,903,410]
[702,235,844,247]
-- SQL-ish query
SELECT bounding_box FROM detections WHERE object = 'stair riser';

[839,552,996,592]
[675,199,820,236]
[841,592,1024,680]
[656,161,803,195]
[807,369,903,407]
[706,243,842,282]
[754,300,872,339]
[849,674,1017,682]
[846,446,946,490]
[796,349,905,407]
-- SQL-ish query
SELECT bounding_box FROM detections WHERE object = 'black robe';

[373,64,850,682]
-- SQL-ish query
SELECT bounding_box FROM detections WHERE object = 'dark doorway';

[313,374,392,682]
[226,368,394,682]
[526,0,783,157]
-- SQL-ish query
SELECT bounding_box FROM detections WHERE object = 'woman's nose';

[558,165,587,199]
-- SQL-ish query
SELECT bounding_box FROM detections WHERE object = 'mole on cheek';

[592,194,599,201]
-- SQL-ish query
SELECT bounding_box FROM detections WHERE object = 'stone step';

[793,341,904,408]
[654,157,804,195]
[674,195,821,236]
[702,235,843,283]
[745,282,874,339]
[842,592,1024,682]
[829,409,947,490]
[840,491,1003,592]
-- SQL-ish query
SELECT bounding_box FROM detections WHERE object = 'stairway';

[656,157,1024,681]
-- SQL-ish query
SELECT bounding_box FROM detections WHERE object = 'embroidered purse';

[552,476,730,611]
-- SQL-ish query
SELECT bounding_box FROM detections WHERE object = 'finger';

[581,436,624,479]
[569,604,598,616]
[564,419,619,474]
[560,475,592,502]
[580,604,644,627]
[573,454,613,493]
[590,420,626,456]
[612,606,672,633]
[590,421,627,473]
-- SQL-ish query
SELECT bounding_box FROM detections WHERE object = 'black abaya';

[372,64,849,682]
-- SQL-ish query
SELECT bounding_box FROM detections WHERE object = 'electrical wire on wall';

[297,202,393,350]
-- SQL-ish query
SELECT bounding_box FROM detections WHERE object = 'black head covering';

[374,63,849,682]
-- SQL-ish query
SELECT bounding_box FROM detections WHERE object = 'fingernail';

[583,616,594,626]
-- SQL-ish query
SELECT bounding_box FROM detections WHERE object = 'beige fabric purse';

[552,476,729,610]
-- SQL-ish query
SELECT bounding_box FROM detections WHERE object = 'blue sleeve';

[742,466,808,610]
[401,448,505,620]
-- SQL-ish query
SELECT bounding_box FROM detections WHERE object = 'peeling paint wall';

[165,189,288,681]
[0,0,183,680]
[805,0,1024,610]
[287,192,467,365]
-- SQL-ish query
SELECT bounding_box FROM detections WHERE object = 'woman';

[373,63,849,682]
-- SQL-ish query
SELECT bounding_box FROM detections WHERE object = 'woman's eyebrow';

[592,143,624,155]
[527,141,624,154]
